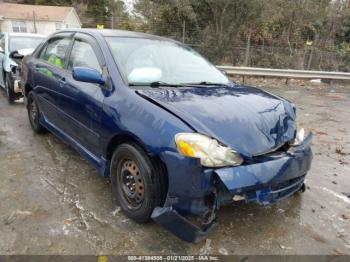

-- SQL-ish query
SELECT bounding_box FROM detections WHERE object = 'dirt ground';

[0,79,349,255]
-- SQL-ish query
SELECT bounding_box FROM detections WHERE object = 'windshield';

[9,36,45,52]
[105,37,230,86]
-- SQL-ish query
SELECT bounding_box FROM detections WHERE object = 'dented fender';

[154,134,313,242]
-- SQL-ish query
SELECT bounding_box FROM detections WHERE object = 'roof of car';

[54,28,178,42]
[8,33,47,38]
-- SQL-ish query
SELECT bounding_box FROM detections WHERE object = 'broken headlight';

[291,126,305,146]
[175,133,243,167]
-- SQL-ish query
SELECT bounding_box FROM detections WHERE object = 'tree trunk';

[111,12,114,29]
[287,21,293,56]
[182,20,186,44]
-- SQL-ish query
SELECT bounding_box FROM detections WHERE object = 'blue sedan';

[21,29,313,242]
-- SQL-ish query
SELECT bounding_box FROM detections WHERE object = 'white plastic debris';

[218,247,228,255]
[232,195,246,201]
[112,207,121,216]
[279,244,293,250]
[310,79,322,84]
[199,239,212,255]
[277,208,285,214]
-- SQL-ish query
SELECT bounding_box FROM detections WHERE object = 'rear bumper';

[9,70,23,95]
[153,133,313,242]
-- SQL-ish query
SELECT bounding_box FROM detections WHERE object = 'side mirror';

[10,50,24,59]
[72,67,105,85]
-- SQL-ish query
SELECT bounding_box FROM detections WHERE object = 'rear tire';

[5,73,15,104]
[110,143,163,223]
[27,91,47,134]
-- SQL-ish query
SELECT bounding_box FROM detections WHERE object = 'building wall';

[0,14,81,34]
[64,10,81,29]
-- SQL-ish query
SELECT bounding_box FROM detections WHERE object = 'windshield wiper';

[129,81,230,88]
[180,81,230,87]
[129,81,184,88]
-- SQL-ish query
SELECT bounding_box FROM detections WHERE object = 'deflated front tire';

[110,143,164,223]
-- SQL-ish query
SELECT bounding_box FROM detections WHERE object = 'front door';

[32,36,72,128]
[59,34,105,157]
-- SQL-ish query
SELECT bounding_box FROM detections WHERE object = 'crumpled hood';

[137,85,297,158]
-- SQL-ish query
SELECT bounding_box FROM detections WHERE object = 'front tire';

[111,143,163,223]
[27,92,47,134]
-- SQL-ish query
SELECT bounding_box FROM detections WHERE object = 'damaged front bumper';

[14,79,22,94]
[153,133,313,242]
[10,66,23,94]
[152,207,218,243]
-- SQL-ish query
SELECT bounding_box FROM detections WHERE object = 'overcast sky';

[123,0,135,13]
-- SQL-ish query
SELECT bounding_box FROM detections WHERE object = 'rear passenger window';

[67,40,102,73]
[41,38,70,69]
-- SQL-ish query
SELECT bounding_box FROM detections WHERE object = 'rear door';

[32,34,72,128]
[59,33,105,156]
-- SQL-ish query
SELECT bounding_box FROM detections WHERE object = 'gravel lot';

[0,80,349,255]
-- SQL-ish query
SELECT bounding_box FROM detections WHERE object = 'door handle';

[58,77,66,86]
[86,106,94,116]
[34,64,41,71]
[34,64,47,72]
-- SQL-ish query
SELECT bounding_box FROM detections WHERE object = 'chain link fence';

[214,44,345,72]
[78,14,348,72]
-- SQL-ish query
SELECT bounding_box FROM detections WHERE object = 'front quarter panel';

[3,55,17,73]
[21,55,35,97]
[101,87,193,157]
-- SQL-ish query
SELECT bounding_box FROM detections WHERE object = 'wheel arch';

[24,82,33,97]
[106,133,151,160]
[105,133,169,204]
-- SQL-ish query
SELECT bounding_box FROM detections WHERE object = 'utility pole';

[110,0,118,29]
[111,11,114,29]
[182,20,186,44]
[33,11,37,33]
[244,29,252,66]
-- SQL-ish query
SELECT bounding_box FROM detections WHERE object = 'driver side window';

[67,40,102,73]
[41,38,71,69]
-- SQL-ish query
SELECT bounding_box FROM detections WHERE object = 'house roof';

[0,3,80,24]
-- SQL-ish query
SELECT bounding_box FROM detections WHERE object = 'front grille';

[270,175,305,191]
[244,175,306,205]
[244,142,292,165]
